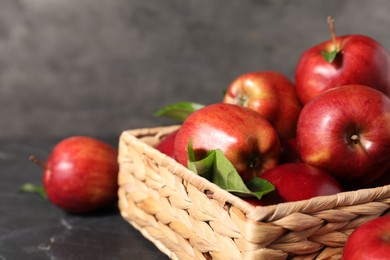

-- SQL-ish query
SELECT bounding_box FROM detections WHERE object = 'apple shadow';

[65,203,120,218]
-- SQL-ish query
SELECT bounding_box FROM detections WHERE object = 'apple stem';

[236,93,249,107]
[29,155,47,169]
[327,16,339,51]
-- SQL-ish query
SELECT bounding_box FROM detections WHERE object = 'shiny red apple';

[258,163,343,203]
[295,17,390,104]
[223,71,302,139]
[41,136,119,214]
[155,130,178,158]
[297,85,390,187]
[343,214,390,260]
[174,103,281,183]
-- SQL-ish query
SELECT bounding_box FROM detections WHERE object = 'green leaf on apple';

[321,49,339,63]
[187,141,275,200]
[19,183,47,199]
[154,102,205,122]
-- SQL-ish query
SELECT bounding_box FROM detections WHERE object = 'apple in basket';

[156,130,178,158]
[174,103,281,183]
[29,136,119,214]
[295,16,390,104]
[296,84,390,187]
[223,71,302,139]
[342,214,390,259]
[258,163,344,203]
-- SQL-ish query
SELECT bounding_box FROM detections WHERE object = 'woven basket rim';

[121,126,390,223]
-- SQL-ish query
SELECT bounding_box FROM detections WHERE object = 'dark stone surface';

[0,137,168,259]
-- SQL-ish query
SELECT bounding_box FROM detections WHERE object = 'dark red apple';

[223,71,302,139]
[155,130,178,158]
[295,17,390,104]
[41,136,119,214]
[343,214,390,260]
[296,85,390,186]
[259,163,344,202]
[174,103,281,183]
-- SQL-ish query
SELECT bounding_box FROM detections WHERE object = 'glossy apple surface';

[295,34,390,104]
[174,103,280,182]
[259,163,343,203]
[297,85,390,186]
[156,130,178,158]
[343,214,390,260]
[223,71,302,139]
[44,136,119,214]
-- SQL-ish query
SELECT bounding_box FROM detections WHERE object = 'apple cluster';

[156,18,390,206]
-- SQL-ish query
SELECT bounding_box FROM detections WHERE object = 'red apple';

[174,103,281,183]
[223,71,302,139]
[343,214,390,260]
[296,85,390,186]
[41,136,119,214]
[155,130,178,158]
[295,17,390,104]
[259,163,344,203]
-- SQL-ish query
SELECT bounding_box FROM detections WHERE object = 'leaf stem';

[19,183,47,199]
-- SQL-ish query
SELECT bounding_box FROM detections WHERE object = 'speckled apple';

[295,34,390,104]
[259,163,343,203]
[174,103,281,183]
[297,85,390,186]
[223,71,302,139]
[43,136,119,214]
[343,214,390,260]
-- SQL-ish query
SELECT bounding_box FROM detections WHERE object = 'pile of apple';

[156,17,390,206]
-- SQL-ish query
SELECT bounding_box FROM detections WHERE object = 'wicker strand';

[118,126,390,260]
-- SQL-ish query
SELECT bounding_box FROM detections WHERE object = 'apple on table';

[29,136,119,214]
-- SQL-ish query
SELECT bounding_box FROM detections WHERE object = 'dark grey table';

[0,137,168,260]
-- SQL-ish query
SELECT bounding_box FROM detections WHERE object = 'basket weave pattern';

[118,126,390,260]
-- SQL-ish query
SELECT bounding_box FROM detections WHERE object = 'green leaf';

[154,102,205,122]
[321,49,339,63]
[187,138,196,162]
[187,141,274,200]
[19,183,47,199]
[245,177,276,199]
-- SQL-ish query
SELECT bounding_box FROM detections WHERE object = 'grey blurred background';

[2,0,390,138]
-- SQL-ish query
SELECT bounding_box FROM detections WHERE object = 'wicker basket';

[118,125,390,260]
